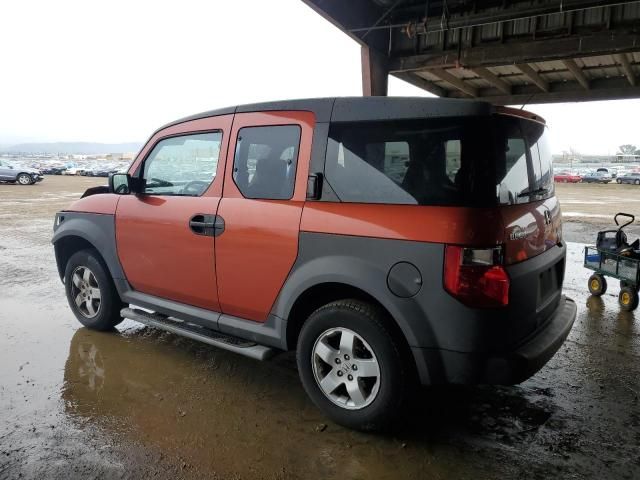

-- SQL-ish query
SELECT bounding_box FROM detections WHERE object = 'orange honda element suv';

[53,98,576,431]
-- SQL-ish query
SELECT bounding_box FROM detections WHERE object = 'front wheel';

[297,300,412,431]
[64,249,124,330]
[17,173,33,185]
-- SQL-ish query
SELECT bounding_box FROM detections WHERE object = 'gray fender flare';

[271,254,434,350]
[52,213,126,282]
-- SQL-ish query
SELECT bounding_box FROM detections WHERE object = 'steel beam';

[300,0,388,53]
[447,75,640,104]
[563,59,590,89]
[614,53,637,86]
[428,69,478,97]
[389,31,640,71]
[471,67,512,94]
[515,64,550,92]
[383,0,637,34]
[361,45,389,96]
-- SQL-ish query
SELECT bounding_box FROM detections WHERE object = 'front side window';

[232,125,301,200]
[142,132,221,196]
[325,116,552,207]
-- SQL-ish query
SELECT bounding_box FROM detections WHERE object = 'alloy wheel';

[17,174,32,185]
[70,266,102,318]
[311,327,381,410]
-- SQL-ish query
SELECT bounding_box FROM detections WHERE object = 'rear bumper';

[412,295,576,385]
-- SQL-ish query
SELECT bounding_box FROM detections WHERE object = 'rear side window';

[496,124,530,204]
[142,132,221,196]
[529,125,554,193]
[324,116,551,207]
[233,125,301,200]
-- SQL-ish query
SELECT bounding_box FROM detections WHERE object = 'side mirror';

[109,173,132,194]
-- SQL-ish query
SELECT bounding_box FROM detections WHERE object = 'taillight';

[444,245,510,308]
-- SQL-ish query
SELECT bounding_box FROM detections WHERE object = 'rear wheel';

[618,287,639,311]
[297,300,412,431]
[64,249,124,330]
[588,274,607,296]
[17,173,33,185]
[617,179,622,184]
[635,180,640,185]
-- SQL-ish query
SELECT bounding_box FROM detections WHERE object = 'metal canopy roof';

[302,0,640,104]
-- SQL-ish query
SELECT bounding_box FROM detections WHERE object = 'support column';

[361,45,388,96]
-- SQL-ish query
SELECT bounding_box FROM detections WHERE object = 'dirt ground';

[556,182,640,243]
[1,176,639,480]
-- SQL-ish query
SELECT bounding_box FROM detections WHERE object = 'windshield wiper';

[518,187,549,198]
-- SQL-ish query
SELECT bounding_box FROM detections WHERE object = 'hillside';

[3,142,142,155]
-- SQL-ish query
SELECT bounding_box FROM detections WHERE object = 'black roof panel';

[158,97,495,133]
[331,97,493,122]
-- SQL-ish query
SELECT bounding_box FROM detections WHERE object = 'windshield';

[324,115,553,207]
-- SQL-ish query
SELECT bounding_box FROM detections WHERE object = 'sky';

[1,0,639,154]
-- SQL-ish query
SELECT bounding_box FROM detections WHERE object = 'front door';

[115,115,233,311]
[215,111,315,321]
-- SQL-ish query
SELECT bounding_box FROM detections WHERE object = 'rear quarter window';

[324,118,496,207]
[323,116,551,207]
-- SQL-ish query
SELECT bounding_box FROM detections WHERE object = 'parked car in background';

[582,171,612,184]
[596,167,616,178]
[0,159,44,185]
[611,166,628,177]
[85,166,117,177]
[616,173,640,185]
[554,171,582,183]
[63,166,81,176]
[41,165,68,175]
[53,98,575,431]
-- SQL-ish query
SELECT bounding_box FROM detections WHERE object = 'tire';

[297,299,412,431]
[617,179,622,184]
[17,173,33,185]
[618,287,639,311]
[588,274,607,296]
[64,249,124,330]
[635,180,639,185]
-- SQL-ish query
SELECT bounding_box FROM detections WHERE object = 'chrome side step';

[121,307,277,361]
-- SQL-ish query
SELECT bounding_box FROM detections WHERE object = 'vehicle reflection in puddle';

[63,326,555,479]
[62,327,435,479]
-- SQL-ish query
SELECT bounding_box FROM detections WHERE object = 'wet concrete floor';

[1,177,639,479]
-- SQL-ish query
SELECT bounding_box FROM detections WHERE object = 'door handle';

[189,214,225,237]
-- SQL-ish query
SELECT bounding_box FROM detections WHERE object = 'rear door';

[0,161,14,180]
[215,111,314,322]
[497,115,560,264]
[115,115,233,311]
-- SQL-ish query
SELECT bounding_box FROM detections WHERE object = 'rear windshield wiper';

[517,187,549,198]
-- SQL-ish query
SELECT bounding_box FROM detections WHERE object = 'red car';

[52,98,575,431]
[554,171,582,183]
